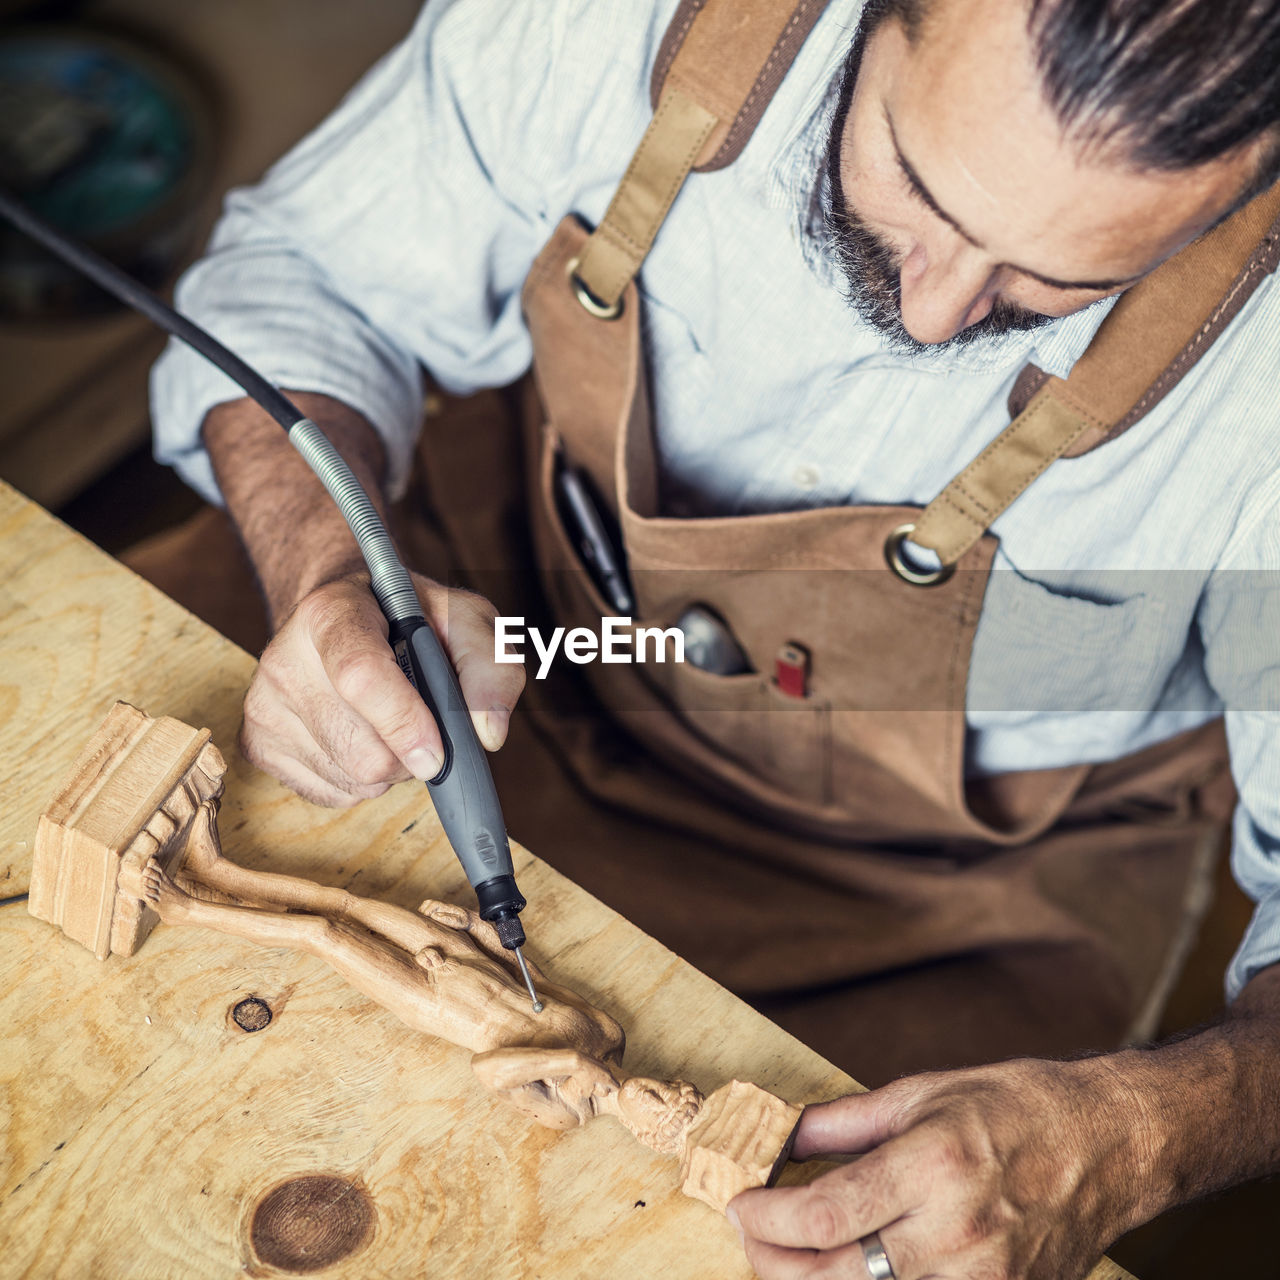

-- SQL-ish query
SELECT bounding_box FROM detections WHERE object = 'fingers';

[792,1090,902,1162]
[240,572,528,807]
[418,578,526,750]
[733,1156,928,1280]
[730,1148,917,1253]
[240,688,394,807]
[741,1226,917,1280]
[740,1237,874,1280]
[302,584,444,779]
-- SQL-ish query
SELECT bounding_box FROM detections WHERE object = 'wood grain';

[0,481,1134,1278]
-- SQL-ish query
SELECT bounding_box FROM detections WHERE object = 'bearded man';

[149,0,1280,1274]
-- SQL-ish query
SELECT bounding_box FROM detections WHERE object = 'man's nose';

[897,240,995,344]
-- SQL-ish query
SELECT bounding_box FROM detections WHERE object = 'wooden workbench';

[0,480,1132,1278]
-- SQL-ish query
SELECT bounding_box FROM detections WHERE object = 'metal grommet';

[885,523,955,586]
[567,257,624,320]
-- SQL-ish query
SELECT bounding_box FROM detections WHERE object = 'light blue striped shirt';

[150,0,1280,1002]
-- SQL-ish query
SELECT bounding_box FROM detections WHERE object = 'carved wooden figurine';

[30,703,802,1214]
[472,1047,802,1211]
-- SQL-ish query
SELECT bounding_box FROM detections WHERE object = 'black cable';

[0,186,305,433]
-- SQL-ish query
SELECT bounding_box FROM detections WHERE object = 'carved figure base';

[28,702,225,959]
[679,1081,804,1212]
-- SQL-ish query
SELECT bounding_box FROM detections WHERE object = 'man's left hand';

[729,1057,1146,1280]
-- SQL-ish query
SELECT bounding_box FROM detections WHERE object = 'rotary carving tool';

[0,187,541,1013]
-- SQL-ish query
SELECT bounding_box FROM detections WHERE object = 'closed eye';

[886,106,1142,294]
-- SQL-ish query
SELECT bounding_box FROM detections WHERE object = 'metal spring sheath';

[287,419,423,625]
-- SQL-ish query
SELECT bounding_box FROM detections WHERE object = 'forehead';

[868,0,1256,277]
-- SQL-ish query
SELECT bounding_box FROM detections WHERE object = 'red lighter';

[774,642,810,698]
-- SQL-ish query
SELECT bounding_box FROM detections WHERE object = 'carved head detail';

[615,1076,703,1156]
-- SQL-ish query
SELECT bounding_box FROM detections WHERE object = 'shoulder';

[1190,264,1280,404]
[420,0,681,101]
[1199,268,1280,487]
[411,0,684,205]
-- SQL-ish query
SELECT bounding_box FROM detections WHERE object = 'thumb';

[792,1089,901,1162]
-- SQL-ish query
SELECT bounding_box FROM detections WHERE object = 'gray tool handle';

[394,619,515,890]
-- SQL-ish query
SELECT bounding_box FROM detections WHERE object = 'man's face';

[827,0,1263,350]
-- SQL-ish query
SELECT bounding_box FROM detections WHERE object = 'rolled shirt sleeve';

[1225,773,1280,1002]
[150,0,619,502]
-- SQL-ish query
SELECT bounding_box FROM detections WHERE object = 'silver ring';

[861,1230,896,1280]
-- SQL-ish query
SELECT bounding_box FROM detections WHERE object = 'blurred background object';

[0,26,212,317]
[0,0,419,520]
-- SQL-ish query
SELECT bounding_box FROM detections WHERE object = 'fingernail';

[726,1206,741,1231]
[483,704,511,748]
[406,747,443,781]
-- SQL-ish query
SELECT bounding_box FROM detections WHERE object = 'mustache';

[822,195,1054,355]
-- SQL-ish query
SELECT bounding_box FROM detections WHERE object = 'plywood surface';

[0,480,1133,1278]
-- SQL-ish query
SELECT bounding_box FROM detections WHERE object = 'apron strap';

[911,180,1280,567]
[573,0,830,309]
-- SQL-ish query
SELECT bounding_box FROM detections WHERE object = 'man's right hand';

[201,392,526,808]
[241,569,525,807]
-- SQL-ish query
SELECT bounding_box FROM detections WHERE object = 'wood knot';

[250,1175,374,1272]
[231,997,272,1032]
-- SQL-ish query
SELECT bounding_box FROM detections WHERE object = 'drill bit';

[513,945,543,1014]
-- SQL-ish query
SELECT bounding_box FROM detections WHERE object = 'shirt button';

[793,464,820,489]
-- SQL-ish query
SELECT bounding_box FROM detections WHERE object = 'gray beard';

[821,194,1054,355]
[821,22,1054,355]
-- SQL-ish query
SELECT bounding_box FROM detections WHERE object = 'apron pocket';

[969,566,1176,716]
[966,565,1188,770]
[532,421,834,809]
[535,431,838,810]
[533,424,617,627]
[645,660,832,808]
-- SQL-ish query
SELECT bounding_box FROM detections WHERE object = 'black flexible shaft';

[0,187,305,432]
[0,184,425,622]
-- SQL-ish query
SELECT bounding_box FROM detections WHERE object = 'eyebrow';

[885,110,1143,293]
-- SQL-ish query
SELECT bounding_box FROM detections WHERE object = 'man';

[150,0,1280,1275]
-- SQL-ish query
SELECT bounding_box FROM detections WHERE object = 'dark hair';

[1030,0,1280,178]
[876,0,1280,189]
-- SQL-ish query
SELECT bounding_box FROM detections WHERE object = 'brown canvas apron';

[403,1,1280,1085]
